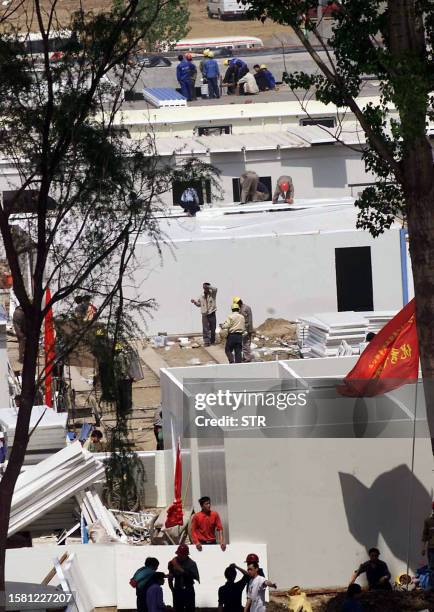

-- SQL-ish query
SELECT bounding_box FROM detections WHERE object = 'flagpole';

[405,368,419,576]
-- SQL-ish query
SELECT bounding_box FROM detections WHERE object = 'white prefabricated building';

[160,356,433,589]
[128,199,413,336]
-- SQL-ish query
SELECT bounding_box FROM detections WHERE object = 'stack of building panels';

[8,442,105,536]
[363,311,396,334]
[298,310,398,358]
[76,488,125,542]
[143,88,187,108]
[0,405,67,464]
[298,312,369,358]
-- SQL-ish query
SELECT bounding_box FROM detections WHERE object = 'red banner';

[165,439,183,528]
[337,299,419,397]
[44,288,56,408]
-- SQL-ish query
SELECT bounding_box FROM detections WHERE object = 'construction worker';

[168,544,200,612]
[253,64,269,91]
[422,501,434,589]
[222,58,237,94]
[191,495,225,551]
[272,175,294,204]
[203,51,220,99]
[186,53,197,101]
[260,64,276,89]
[233,297,253,362]
[176,55,194,101]
[237,70,259,96]
[349,547,392,591]
[221,302,245,364]
[191,283,217,346]
[239,171,268,204]
[199,49,210,77]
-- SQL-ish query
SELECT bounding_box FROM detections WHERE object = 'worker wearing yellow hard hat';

[260,64,267,69]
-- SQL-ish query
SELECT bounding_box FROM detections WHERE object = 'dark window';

[232,176,272,202]
[335,246,373,311]
[3,190,57,214]
[196,125,232,136]
[300,117,336,128]
[172,180,211,206]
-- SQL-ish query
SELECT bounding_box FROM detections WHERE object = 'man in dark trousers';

[191,282,217,347]
[12,305,26,363]
[218,565,248,612]
[349,547,391,590]
[422,501,434,589]
[191,496,226,551]
[168,544,200,612]
[130,556,160,612]
[221,302,245,364]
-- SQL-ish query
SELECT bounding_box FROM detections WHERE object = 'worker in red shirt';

[191,496,226,551]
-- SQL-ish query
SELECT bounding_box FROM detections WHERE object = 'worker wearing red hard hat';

[421,501,434,589]
[168,543,200,612]
[272,175,294,204]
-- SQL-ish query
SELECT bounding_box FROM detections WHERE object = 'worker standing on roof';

[272,175,294,204]
[176,54,193,101]
[203,51,220,99]
[191,282,217,347]
[186,53,197,101]
[233,297,254,362]
[221,302,245,364]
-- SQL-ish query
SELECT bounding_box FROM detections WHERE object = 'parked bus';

[207,0,251,19]
[174,35,263,53]
[16,30,77,57]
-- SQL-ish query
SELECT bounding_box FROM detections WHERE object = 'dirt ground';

[13,0,295,47]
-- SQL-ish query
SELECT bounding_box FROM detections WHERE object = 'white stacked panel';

[0,405,67,463]
[298,310,397,357]
[8,442,105,536]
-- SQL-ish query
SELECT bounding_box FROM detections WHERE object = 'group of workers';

[176,51,277,101]
[191,283,253,364]
[131,495,276,612]
[239,173,295,205]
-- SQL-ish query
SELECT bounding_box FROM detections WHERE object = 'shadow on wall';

[339,464,432,565]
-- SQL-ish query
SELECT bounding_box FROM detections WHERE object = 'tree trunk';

[407,187,434,454]
[0,322,40,605]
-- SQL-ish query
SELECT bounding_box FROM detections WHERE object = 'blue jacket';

[177,59,193,83]
[203,58,220,79]
[263,68,276,89]
[234,59,247,70]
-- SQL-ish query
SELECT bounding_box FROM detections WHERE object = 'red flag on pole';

[44,287,56,408]
[337,298,419,397]
[165,439,183,528]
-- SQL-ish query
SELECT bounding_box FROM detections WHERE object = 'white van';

[207,0,251,19]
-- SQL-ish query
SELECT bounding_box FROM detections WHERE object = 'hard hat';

[232,296,241,304]
[280,181,290,192]
[176,544,189,556]
[203,49,210,56]
[186,52,193,60]
[245,553,259,563]
[224,58,229,66]
[207,51,214,58]
[260,64,267,69]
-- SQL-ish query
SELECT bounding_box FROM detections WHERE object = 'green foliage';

[246,0,434,236]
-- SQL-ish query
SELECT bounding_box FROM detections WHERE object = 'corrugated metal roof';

[154,122,368,155]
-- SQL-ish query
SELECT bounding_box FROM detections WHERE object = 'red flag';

[165,439,183,528]
[44,288,56,408]
[337,299,419,397]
